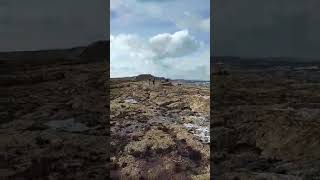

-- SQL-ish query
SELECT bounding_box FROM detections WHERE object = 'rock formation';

[211,57,320,180]
[0,41,109,179]
[110,76,210,179]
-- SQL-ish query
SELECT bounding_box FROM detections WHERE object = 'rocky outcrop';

[110,78,210,179]
[135,74,167,81]
[80,40,108,60]
[0,42,109,179]
[211,57,320,179]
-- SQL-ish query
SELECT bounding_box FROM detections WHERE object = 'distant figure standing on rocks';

[148,78,151,86]
[152,78,155,86]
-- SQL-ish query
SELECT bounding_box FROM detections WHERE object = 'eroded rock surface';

[212,59,320,180]
[110,78,210,179]
[0,56,108,179]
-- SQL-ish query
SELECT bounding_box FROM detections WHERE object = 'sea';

[173,80,210,88]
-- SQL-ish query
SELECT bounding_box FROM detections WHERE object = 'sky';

[110,0,210,81]
[214,0,320,59]
[0,0,108,51]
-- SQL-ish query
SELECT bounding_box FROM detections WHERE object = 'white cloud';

[110,33,155,77]
[161,47,210,80]
[111,30,199,61]
[110,30,209,80]
[110,0,210,80]
[149,30,199,59]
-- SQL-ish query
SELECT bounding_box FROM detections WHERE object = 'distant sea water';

[173,80,210,88]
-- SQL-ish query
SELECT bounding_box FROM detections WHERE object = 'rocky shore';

[212,58,320,180]
[0,42,109,179]
[110,75,210,179]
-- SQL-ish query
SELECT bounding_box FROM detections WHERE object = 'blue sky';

[110,0,210,80]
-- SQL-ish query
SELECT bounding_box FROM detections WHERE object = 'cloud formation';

[149,30,200,59]
[111,30,199,61]
[111,30,208,80]
[111,0,210,80]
